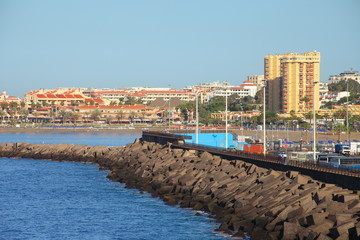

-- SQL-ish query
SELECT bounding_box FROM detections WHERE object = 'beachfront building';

[246,75,264,91]
[211,111,260,123]
[206,81,258,101]
[86,87,196,105]
[328,69,360,84]
[24,88,103,106]
[0,91,22,104]
[264,51,321,113]
[51,103,181,124]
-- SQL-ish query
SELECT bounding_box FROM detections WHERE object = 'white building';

[328,69,360,84]
[207,81,258,101]
[247,75,264,91]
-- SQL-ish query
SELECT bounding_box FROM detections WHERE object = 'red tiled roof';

[138,90,192,94]
[7,96,20,100]
[36,94,47,98]
[93,98,104,103]
[129,94,146,97]
[241,83,257,86]
[96,91,128,94]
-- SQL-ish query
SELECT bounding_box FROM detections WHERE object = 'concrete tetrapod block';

[282,221,303,240]
[329,220,355,239]
[306,212,329,226]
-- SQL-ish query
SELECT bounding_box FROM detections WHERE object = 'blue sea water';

[0,132,229,240]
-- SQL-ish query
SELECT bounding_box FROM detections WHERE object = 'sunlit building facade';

[264,52,320,113]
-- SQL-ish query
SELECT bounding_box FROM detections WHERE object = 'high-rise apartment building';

[264,52,320,113]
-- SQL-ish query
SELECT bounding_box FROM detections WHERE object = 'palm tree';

[20,101,26,108]
[58,110,71,124]
[90,109,102,122]
[18,108,29,123]
[0,110,6,123]
[129,112,137,123]
[303,111,313,125]
[140,110,146,123]
[0,102,8,111]
[32,111,41,123]
[82,111,90,123]
[72,113,80,124]
[116,110,124,124]
[333,124,347,141]
[106,116,112,125]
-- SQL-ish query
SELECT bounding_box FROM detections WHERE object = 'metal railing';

[172,142,360,178]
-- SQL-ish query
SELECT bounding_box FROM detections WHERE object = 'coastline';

[2,126,360,143]
[0,126,144,134]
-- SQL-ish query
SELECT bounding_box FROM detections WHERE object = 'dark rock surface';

[1,140,360,239]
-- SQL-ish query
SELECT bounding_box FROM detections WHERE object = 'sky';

[1,0,360,97]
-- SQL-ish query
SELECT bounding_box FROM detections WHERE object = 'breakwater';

[1,140,360,239]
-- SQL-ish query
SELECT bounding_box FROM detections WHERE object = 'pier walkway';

[142,131,360,190]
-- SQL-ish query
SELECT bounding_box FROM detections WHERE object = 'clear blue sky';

[1,0,359,97]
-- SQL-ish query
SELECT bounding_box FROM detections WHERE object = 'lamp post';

[346,80,349,143]
[313,81,319,162]
[168,84,171,130]
[195,91,199,144]
[225,89,228,149]
[263,80,266,156]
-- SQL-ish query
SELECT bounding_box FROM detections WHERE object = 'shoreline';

[2,126,360,143]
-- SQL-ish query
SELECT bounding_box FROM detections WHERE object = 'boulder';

[282,221,303,240]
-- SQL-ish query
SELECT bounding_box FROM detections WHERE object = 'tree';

[18,108,29,122]
[20,101,26,108]
[90,109,101,122]
[58,110,71,123]
[129,112,137,123]
[333,124,347,141]
[140,110,146,122]
[32,111,40,123]
[328,79,360,94]
[255,111,280,124]
[1,102,8,110]
[116,110,124,124]
[0,110,6,122]
[72,113,80,124]
[105,116,112,124]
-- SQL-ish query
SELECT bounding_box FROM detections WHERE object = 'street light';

[168,85,171,130]
[313,81,319,162]
[225,89,228,149]
[346,80,349,143]
[263,80,267,156]
[195,91,199,144]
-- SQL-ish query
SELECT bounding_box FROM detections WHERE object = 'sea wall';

[1,140,360,239]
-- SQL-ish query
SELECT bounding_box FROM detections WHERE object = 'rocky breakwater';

[1,140,360,239]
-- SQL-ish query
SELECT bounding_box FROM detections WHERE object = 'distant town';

[1,51,360,134]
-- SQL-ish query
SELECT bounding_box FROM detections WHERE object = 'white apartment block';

[206,81,258,101]
[328,69,360,84]
[247,75,264,91]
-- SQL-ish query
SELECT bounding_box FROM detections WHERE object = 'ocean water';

[0,132,229,240]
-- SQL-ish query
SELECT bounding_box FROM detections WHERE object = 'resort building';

[264,51,320,113]
[206,81,258,101]
[246,75,264,91]
[328,69,360,84]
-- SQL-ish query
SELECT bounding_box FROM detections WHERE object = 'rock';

[306,212,329,226]
[282,221,302,240]
[329,221,355,239]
